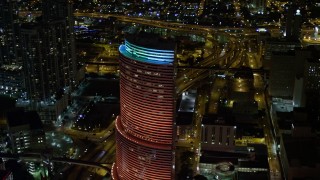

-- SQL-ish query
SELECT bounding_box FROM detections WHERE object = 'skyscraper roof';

[125,32,176,50]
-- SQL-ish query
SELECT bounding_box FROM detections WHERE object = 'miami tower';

[112,33,176,179]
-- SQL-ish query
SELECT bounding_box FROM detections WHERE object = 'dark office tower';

[285,4,302,40]
[41,0,77,91]
[20,0,76,124]
[20,24,45,101]
[112,34,176,179]
[42,0,72,21]
[0,0,21,65]
[0,0,24,96]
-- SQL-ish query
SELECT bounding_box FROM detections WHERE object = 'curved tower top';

[120,34,175,64]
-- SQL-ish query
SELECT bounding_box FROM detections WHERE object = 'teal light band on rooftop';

[119,41,175,65]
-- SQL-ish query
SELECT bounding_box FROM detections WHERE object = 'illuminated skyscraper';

[112,34,176,179]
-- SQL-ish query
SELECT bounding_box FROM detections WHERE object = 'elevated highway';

[52,157,112,171]
[0,152,112,172]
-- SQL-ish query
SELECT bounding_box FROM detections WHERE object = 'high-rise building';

[112,34,176,179]
[19,0,76,124]
[37,0,76,99]
[305,59,320,91]
[20,24,44,101]
[0,65,24,95]
[269,51,296,98]
[42,0,76,86]
[284,4,302,40]
[6,109,46,154]
[6,109,46,173]
[263,38,301,70]
[304,46,320,92]
[0,0,24,95]
[0,0,21,65]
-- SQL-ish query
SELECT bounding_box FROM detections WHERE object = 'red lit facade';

[112,36,176,179]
